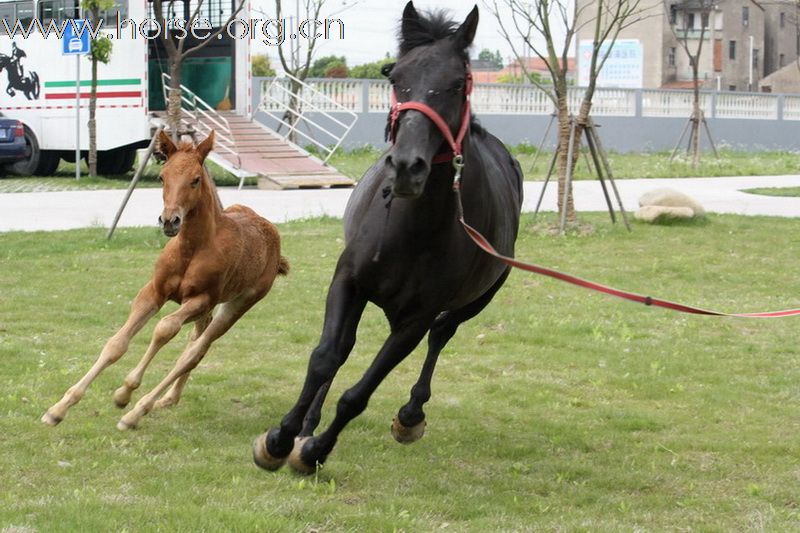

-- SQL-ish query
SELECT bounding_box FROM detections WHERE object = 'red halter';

[388,65,473,166]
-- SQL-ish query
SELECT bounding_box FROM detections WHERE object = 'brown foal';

[42,130,288,430]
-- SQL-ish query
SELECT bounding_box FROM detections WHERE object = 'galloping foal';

[42,130,288,430]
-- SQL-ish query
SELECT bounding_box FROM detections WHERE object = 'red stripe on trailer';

[45,91,142,100]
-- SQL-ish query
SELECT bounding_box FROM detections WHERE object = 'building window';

[729,85,737,91]
[780,12,786,28]
[753,49,759,70]
[669,4,677,24]
[729,40,736,60]
[687,12,695,29]
[701,12,709,29]
[780,53,785,67]
[742,6,749,26]
[668,47,676,67]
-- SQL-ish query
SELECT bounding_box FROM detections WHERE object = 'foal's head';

[383,1,478,198]
[156,130,215,237]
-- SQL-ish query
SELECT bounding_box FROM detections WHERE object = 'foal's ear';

[196,130,215,162]
[454,5,479,50]
[158,130,177,159]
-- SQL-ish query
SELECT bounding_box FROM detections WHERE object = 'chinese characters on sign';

[578,39,643,88]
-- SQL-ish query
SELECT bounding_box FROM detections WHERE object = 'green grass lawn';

[4,147,798,193]
[2,213,800,530]
[743,187,800,197]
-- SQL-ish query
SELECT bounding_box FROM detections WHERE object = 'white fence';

[259,77,800,121]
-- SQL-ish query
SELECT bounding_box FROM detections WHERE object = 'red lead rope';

[454,191,800,318]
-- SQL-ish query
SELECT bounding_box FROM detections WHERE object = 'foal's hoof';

[252,431,286,471]
[391,416,426,444]
[116,417,137,431]
[112,387,132,408]
[41,411,62,427]
[288,437,318,475]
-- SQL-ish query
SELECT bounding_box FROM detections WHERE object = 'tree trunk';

[286,78,303,144]
[690,65,701,168]
[555,94,576,224]
[88,54,98,178]
[167,60,183,142]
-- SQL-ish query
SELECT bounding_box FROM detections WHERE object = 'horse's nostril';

[409,158,426,176]
[385,155,394,168]
[157,216,164,225]
[171,216,181,226]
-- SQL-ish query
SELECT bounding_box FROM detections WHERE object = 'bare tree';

[151,0,246,138]
[489,0,650,225]
[666,0,717,167]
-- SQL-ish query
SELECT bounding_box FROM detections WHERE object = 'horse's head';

[156,130,215,237]
[384,1,477,198]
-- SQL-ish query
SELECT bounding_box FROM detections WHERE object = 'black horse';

[253,1,523,473]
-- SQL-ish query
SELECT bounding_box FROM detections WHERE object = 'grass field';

[2,213,800,530]
[743,187,800,197]
[2,147,800,193]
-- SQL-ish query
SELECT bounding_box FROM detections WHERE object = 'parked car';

[0,114,27,168]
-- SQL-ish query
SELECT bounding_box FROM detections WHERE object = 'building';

[575,0,798,91]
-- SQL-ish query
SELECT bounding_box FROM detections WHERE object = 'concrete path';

[1,175,799,233]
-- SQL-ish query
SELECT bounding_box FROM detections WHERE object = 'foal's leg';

[112,297,211,408]
[253,273,366,471]
[393,269,511,443]
[117,292,258,430]
[41,283,163,426]
[153,310,213,410]
[287,317,435,474]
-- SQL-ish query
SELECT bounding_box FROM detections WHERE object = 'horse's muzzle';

[158,215,181,237]
[385,154,429,198]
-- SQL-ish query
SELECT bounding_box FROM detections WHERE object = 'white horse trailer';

[0,0,149,175]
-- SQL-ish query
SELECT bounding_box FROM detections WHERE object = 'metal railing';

[258,73,358,163]
[161,73,241,169]
[256,77,800,122]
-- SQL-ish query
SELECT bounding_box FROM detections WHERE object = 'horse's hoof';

[41,411,62,426]
[252,431,286,471]
[112,387,132,408]
[116,417,137,431]
[391,416,426,444]
[288,437,317,475]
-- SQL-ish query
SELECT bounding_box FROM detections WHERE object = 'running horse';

[42,130,289,430]
[253,2,523,473]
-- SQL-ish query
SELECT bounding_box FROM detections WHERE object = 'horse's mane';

[398,9,464,59]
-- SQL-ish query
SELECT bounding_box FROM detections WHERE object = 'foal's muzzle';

[158,215,181,237]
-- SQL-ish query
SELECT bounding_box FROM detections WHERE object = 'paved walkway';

[1,175,799,232]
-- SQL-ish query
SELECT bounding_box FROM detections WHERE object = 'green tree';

[309,55,347,77]
[477,48,504,69]
[349,57,396,79]
[252,54,276,77]
[82,0,114,178]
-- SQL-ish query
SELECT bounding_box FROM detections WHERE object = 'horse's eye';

[191,177,201,188]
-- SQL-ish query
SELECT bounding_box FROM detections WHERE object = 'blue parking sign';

[62,19,90,55]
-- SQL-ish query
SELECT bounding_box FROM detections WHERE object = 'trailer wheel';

[97,147,137,175]
[7,125,58,176]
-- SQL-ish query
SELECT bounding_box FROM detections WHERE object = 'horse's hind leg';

[112,297,211,408]
[41,282,162,426]
[153,311,213,410]
[117,292,257,430]
[392,268,511,444]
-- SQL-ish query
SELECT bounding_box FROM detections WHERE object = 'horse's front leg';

[287,316,435,474]
[112,297,211,409]
[253,272,366,471]
[117,292,255,430]
[41,282,163,426]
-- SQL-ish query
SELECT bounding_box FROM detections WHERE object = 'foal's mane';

[398,9,465,59]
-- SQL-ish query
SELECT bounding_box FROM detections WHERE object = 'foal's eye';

[191,177,201,188]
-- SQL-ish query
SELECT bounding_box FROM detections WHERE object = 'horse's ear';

[400,1,420,41]
[381,62,396,77]
[196,130,215,162]
[157,130,177,159]
[454,5,479,50]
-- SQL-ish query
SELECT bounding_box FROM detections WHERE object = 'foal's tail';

[277,256,290,276]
